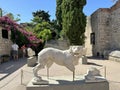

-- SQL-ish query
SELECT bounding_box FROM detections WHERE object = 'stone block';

[26,76,109,90]
[27,56,37,67]
[82,56,87,64]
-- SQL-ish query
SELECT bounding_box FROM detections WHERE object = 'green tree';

[38,29,52,41]
[62,0,86,45]
[32,10,50,22]
[6,13,21,22]
[50,19,60,39]
[33,21,51,34]
[11,29,29,47]
[31,16,43,24]
[32,10,54,42]
[22,23,34,32]
[56,0,63,32]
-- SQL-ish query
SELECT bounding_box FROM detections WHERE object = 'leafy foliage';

[5,13,21,22]
[56,0,63,32]
[32,10,58,42]
[34,21,51,33]
[37,29,52,41]
[50,19,60,39]
[0,16,42,47]
[32,10,50,22]
[61,0,86,45]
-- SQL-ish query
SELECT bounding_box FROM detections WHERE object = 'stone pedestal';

[108,50,120,62]
[26,76,109,90]
[82,56,87,64]
[27,56,37,67]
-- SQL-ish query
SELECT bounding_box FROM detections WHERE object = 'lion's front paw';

[32,76,49,85]
[33,76,42,82]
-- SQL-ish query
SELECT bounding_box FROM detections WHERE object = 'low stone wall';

[0,39,12,55]
[109,56,120,62]
[102,50,120,62]
[108,50,120,62]
[45,40,69,50]
[0,28,12,55]
[0,54,10,64]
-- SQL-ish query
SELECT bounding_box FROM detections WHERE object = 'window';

[90,33,95,45]
[2,29,8,39]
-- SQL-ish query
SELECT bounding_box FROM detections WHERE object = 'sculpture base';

[26,75,109,90]
[32,79,49,85]
[27,56,37,67]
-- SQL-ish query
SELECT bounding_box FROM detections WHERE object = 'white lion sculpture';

[32,46,86,84]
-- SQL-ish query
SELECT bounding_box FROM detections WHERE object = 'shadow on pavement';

[87,62,103,67]
[85,56,105,67]
[0,58,27,80]
[87,56,107,60]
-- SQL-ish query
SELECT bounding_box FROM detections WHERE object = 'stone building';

[90,0,120,57]
[0,27,12,56]
[85,16,92,56]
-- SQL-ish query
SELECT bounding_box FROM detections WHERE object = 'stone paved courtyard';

[0,57,120,90]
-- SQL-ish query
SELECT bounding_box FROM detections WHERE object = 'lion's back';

[38,47,63,57]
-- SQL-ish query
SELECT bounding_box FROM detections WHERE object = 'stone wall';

[0,27,12,55]
[110,7,120,49]
[45,39,69,50]
[85,16,92,56]
[91,0,120,57]
[91,9,111,57]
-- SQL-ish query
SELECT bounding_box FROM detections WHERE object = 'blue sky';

[0,0,117,23]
